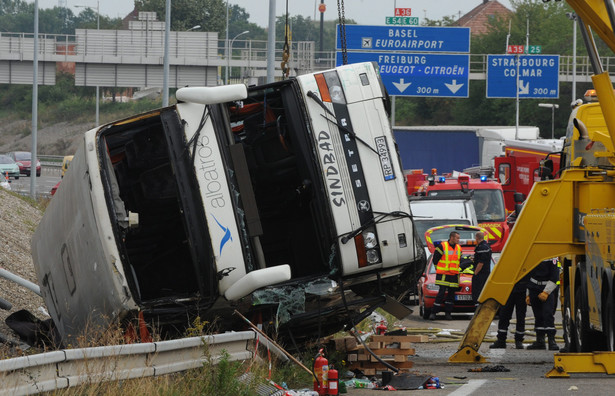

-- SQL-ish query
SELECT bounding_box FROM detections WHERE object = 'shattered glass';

[252,277,339,326]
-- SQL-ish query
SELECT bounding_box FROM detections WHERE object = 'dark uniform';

[430,240,462,320]
[472,239,492,307]
[527,258,560,350]
[490,275,529,349]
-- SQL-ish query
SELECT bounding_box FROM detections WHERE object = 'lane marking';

[447,379,488,396]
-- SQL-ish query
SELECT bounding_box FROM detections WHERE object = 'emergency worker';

[471,231,492,307]
[526,258,560,350]
[489,275,528,349]
[429,231,462,321]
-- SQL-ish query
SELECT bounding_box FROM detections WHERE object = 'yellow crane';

[450,0,615,377]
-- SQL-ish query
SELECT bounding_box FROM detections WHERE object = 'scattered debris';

[418,376,442,389]
[383,372,433,390]
[468,365,511,372]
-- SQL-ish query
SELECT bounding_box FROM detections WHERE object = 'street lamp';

[566,12,578,105]
[538,103,559,139]
[75,1,100,125]
[227,31,249,84]
[187,25,201,31]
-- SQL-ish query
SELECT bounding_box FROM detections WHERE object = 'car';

[417,224,497,320]
[0,155,20,180]
[409,196,478,259]
[61,155,73,178]
[7,151,41,177]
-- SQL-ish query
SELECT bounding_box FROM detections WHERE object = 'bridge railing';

[2,31,613,78]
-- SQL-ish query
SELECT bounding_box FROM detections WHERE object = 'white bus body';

[31,62,421,343]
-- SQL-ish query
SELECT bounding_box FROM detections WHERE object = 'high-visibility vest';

[436,241,462,275]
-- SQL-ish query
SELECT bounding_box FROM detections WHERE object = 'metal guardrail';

[38,155,63,167]
[0,330,287,395]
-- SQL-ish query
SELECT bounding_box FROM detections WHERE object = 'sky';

[33,0,514,28]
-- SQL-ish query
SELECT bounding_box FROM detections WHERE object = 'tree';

[0,0,28,16]
[422,15,458,27]
[134,0,227,33]
[227,4,265,40]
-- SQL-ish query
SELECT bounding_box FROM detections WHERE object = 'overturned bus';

[31,62,423,344]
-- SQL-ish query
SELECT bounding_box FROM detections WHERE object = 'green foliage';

[134,0,227,33]
[201,350,252,396]
[423,15,458,27]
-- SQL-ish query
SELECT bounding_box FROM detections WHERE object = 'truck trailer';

[31,62,422,345]
[393,126,539,174]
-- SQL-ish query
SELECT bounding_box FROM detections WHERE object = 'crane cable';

[337,0,347,65]
[281,0,291,78]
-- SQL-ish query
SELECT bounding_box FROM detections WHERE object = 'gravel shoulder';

[0,188,47,351]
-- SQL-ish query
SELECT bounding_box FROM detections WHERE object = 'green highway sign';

[527,45,542,54]
[385,16,419,26]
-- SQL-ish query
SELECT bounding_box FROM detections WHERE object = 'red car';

[417,224,496,320]
[7,151,41,177]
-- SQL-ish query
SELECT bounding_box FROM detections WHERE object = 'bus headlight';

[366,249,380,264]
[363,231,378,249]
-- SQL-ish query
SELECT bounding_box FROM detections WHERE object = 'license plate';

[455,294,473,301]
[374,136,395,181]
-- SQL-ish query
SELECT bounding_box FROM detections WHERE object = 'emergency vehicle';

[407,171,509,254]
[494,139,562,212]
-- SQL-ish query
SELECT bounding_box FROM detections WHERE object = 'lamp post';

[75,1,100,125]
[31,0,39,198]
[538,103,559,139]
[225,0,229,84]
[227,31,249,84]
[162,0,171,107]
[567,12,578,105]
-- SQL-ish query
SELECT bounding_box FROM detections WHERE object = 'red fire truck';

[494,140,562,213]
[406,170,509,254]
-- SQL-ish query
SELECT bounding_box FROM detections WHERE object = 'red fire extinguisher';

[376,320,387,335]
[328,365,339,395]
[313,348,329,395]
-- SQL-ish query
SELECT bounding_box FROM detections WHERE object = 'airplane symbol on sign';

[362,37,372,48]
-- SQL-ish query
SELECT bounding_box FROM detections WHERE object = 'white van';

[409,197,478,257]
[31,62,421,343]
